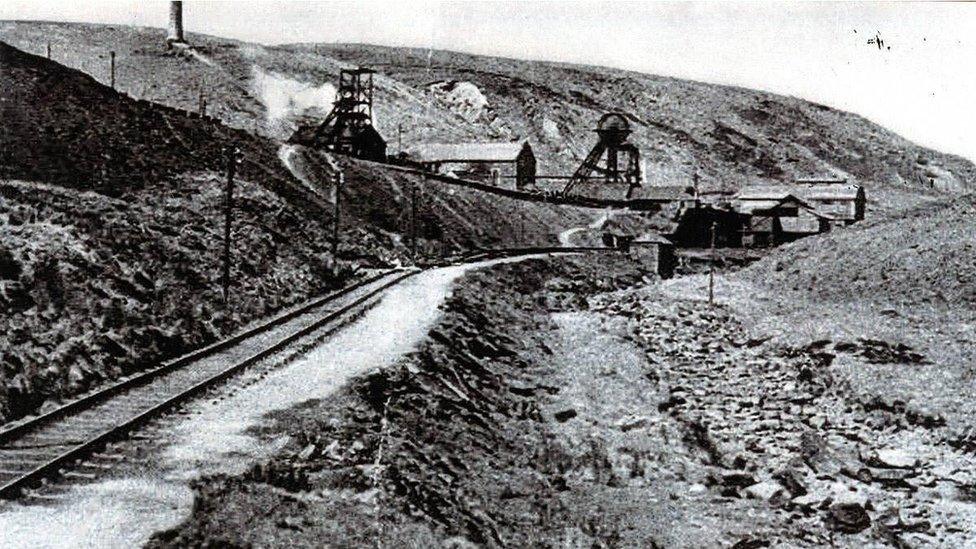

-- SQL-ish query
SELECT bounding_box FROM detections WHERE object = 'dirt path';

[557,207,616,246]
[0,257,542,549]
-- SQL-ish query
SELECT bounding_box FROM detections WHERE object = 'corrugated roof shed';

[801,183,863,200]
[406,141,527,163]
[735,193,838,219]
[735,185,796,201]
[736,183,862,201]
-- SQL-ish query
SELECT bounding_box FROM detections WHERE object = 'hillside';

[1,21,973,214]
[741,194,976,310]
[0,39,647,424]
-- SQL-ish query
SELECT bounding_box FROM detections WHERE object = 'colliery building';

[736,180,866,227]
[794,178,866,224]
[732,179,866,247]
[734,192,833,247]
[404,141,536,190]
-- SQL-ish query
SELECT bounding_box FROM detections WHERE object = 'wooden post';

[708,221,716,306]
[46,42,51,59]
[519,201,526,246]
[222,147,238,305]
[109,51,116,89]
[410,177,418,259]
[198,87,207,116]
[332,172,343,257]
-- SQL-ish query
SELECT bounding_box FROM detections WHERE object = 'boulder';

[827,502,871,533]
[720,470,757,490]
[867,448,918,469]
[554,409,577,422]
[744,480,787,505]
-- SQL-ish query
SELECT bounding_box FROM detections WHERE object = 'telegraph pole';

[410,177,419,259]
[332,172,343,257]
[708,221,716,306]
[198,86,207,116]
[109,51,116,89]
[222,146,239,305]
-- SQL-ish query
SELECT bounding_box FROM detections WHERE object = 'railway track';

[0,247,615,502]
[0,268,416,500]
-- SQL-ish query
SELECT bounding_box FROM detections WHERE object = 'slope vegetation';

[0,39,651,423]
[2,21,972,213]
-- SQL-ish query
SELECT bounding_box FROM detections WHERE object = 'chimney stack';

[167,1,185,46]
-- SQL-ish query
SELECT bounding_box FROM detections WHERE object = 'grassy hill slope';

[2,21,973,214]
[0,39,649,424]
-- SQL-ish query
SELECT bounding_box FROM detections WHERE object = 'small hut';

[736,194,831,247]
[405,141,536,190]
[629,232,676,279]
[795,178,866,224]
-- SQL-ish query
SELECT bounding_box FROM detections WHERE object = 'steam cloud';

[251,67,336,129]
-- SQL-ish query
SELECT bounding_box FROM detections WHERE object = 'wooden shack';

[629,232,676,279]
[795,178,866,224]
[735,193,831,247]
[405,141,536,190]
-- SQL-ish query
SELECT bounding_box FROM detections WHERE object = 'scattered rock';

[554,409,577,423]
[297,443,317,461]
[828,502,871,533]
[744,480,787,505]
[720,470,757,490]
[616,415,649,432]
[867,448,918,469]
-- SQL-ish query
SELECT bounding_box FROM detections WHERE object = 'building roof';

[801,183,863,200]
[405,141,529,163]
[736,183,862,202]
[633,232,673,245]
[735,185,797,201]
[639,185,696,201]
[736,194,838,220]
[796,177,847,185]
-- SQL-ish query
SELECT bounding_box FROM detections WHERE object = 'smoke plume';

[251,67,336,130]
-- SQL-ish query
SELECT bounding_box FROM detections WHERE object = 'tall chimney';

[167,1,185,45]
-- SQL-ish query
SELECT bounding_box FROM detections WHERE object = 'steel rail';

[0,247,615,500]
[0,269,416,499]
[0,269,404,448]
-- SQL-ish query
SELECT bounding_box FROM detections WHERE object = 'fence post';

[332,171,343,257]
[222,147,239,305]
[708,221,716,306]
[109,51,116,89]
[410,177,419,259]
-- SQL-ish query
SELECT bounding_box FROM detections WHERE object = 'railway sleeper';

[22,490,65,502]
[61,470,98,481]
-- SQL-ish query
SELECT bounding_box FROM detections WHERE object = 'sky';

[2,1,975,162]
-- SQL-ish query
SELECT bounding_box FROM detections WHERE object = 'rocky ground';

[144,253,975,547]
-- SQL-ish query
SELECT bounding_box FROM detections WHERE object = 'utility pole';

[708,221,716,306]
[397,123,403,154]
[222,146,240,305]
[46,42,51,59]
[410,177,419,259]
[109,51,116,90]
[332,171,343,257]
[198,86,207,116]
